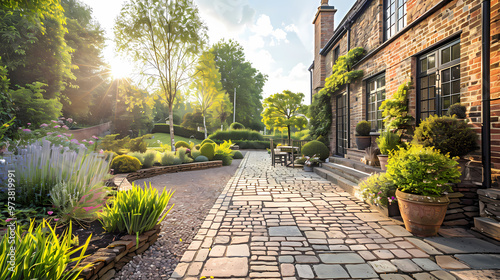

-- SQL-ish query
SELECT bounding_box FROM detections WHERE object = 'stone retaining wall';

[445,183,481,227]
[71,122,111,141]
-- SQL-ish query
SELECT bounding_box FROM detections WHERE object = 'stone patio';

[169,151,500,279]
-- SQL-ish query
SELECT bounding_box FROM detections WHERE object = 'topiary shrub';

[111,155,142,173]
[191,149,201,159]
[316,135,328,146]
[301,140,329,160]
[447,103,467,119]
[232,150,244,159]
[200,143,215,160]
[413,115,478,158]
[356,121,371,136]
[128,152,145,164]
[213,153,224,161]
[195,155,209,162]
[201,138,215,146]
[175,141,190,149]
[222,155,233,166]
[230,122,245,130]
[208,129,264,141]
[173,156,182,165]
[160,151,175,166]
[194,144,201,150]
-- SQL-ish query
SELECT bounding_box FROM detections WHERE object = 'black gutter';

[482,0,491,188]
[347,24,351,149]
[308,62,314,104]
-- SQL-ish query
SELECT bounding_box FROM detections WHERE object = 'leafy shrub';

[176,148,193,163]
[129,134,152,153]
[151,124,204,139]
[98,134,131,155]
[195,155,209,162]
[316,135,328,146]
[213,154,224,160]
[294,157,307,164]
[191,149,201,159]
[0,220,91,280]
[100,183,174,235]
[194,144,201,149]
[173,156,182,165]
[128,152,145,164]
[209,129,264,141]
[160,151,175,166]
[230,122,245,129]
[142,150,158,168]
[379,82,414,133]
[222,155,233,166]
[235,140,273,149]
[175,141,190,149]
[413,115,478,157]
[387,144,461,196]
[356,121,371,136]
[301,140,329,160]
[201,138,215,146]
[111,155,142,173]
[376,131,401,155]
[447,103,467,119]
[200,143,215,160]
[359,173,397,207]
[232,150,244,159]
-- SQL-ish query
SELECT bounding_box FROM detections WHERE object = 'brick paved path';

[169,151,500,279]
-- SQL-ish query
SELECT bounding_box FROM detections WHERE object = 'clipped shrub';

[100,182,174,235]
[200,143,215,160]
[111,155,142,173]
[213,153,224,160]
[129,134,152,153]
[230,122,245,130]
[376,131,401,155]
[232,150,244,159]
[301,140,329,160]
[191,149,201,159]
[177,147,193,163]
[175,140,190,149]
[194,144,201,149]
[142,150,157,168]
[447,103,467,119]
[173,156,182,165]
[128,152,145,165]
[195,155,209,162]
[236,140,273,149]
[316,135,328,145]
[355,121,371,136]
[413,115,478,157]
[222,155,233,166]
[160,151,175,166]
[151,124,205,139]
[201,138,215,146]
[208,129,264,141]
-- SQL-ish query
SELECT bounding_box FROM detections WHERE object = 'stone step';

[345,148,366,162]
[314,166,360,199]
[321,162,371,183]
[329,156,383,175]
[473,217,500,241]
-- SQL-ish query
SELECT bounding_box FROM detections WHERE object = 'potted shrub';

[355,121,371,150]
[413,115,478,181]
[387,144,461,237]
[359,172,399,217]
[302,154,320,172]
[447,103,467,120]
[375,131,401,170]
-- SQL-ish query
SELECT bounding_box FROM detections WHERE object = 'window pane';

[399,0,405,7]
[442,97,451,110]
[422,112,428,120]
[428,55,435,69]
[442,83,451,96]
[451,66,460,80]
[391,4,395,14]
[451,43,460,61]
[442,69,450,82]
[429,73,436,85]
[422,100,428,111]
[452,94,460,105]
[442,47,451,64]
[421,89,428,99]
[430,99,435,111]
[398,7,404,18]
[429,87,436,98]
[421,76,428,88]
[452,81,460,94]
[398,19,404,30]
[421,58,428,72]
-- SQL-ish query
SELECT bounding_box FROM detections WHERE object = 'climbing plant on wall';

[309,47,365,139]
[379,81,414,141]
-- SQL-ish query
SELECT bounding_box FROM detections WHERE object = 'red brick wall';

[490,0,500,167]
[313,7,336,93]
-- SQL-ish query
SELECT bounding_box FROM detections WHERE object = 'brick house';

[310,0,500,187]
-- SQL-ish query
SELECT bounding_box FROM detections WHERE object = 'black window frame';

[333,46,340,64]
[384,0,407,41]
[366,73,386,132]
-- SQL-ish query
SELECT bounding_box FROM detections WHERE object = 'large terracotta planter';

[378,155,388,170]
[355,136,371,150]
[396,189,449,237]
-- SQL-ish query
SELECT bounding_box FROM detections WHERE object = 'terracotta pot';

[355,136,371,150]
[396,189,449,237]
[378,154,388,170]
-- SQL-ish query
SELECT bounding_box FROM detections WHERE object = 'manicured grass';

[146,133,203,147]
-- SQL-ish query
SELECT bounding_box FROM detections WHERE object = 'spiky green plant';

[159,151,175,166]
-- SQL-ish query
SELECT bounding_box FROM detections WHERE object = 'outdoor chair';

[272,148,288,166]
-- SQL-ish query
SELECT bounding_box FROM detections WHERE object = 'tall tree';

[210,39,266,131]
[262,90,308,143]
[189,52,225,138]
[115,0,207,150]
[209,92,232,131]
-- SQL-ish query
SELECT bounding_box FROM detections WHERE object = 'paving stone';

[186,262,203,276]
[380,274,413,280]
[268,226,303,237]
[304,231,326,239]
[412,272,438,280]
[404,238,443,255]
[226,244,250,257]
[424,237,500,254]
[451,270,500,280]
[368,260,398,273]
[435,255,470,269]
[295,255,320,263]
[354,212,391,222]
[201,257,248,277]
[412,258,442,271]
[295,264,314,279]
[279,256,294,263]
[326,230,346,238]
[313,264,349,279]
[382,225,412,237]
[231,236,250,244]
[265,202,313,207]
[391,259,423,273]
[171,263,189,278]
[345,263,378,278]
[209,245,226,257]
[373,249,395,259]
[319,253,364,264]
[454,254,500,269]
[280,263,295,277]
[232,195,272,201]
[358,250,377,261]
[430,270,457,280]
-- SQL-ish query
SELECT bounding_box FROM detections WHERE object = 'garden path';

[168,151,500,280]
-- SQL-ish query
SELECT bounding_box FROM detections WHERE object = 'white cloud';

[263,63,310,103]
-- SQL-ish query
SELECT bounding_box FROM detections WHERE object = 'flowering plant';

[304,154,320,167]
[359,172,397,207]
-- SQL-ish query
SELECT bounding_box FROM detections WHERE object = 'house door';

[336,93,348,156]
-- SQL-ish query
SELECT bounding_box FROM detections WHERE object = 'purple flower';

[88,140,94,145]
[56,135,63,138]
[99,149,104,154]
[27,123,31,125]
[18,127,22,130]
[47,211,53,215]
[82,139,87,142]
[67,118,73,123]
[71,139,79,144]
[52,120,58,123]
[46,132,53,135]
[54,218,60,221]
[92,135,99,140]
[22,129,31,132]
[54,125,60,128]
[62,125,69,130]
[5,218,13,222]
[40,123,49,127]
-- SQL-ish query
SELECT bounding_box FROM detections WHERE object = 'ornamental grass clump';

[100,182,174,235]
[0,220,91,280]
[359,173,397,207]
[386,144,461,196]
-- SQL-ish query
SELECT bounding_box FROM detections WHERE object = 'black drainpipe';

[308,62,314,105]
[482,0,491,188]
[347,21,351,149]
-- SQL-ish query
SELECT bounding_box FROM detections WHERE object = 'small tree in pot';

[355,121,371,150]
[376,131,401,170]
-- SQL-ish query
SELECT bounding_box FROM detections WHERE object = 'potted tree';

[387,144,461,237]
[376,131,401,170]
[355,121,372,150]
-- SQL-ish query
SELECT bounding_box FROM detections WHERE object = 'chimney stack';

[312,0,336,93]
[321,0,329,6]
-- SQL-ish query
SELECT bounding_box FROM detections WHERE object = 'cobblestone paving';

[170,151,500,279]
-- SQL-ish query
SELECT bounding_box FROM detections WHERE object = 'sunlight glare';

[110,58,133,79]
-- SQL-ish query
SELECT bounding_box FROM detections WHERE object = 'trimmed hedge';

[208,129,264,141]
[210,140,275,149]
[152,124,205,140]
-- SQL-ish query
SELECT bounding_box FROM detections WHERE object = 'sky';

[80,0,353,105]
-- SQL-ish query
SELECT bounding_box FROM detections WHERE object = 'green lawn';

[146,133,203,147]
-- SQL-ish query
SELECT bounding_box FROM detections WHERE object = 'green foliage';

[191,149,201,159]
[129,134,152,153]
[308,90,332,138]
[175,141,190,149]
[151,124,205,140]
[176,147,193,163]
[359,173,397,207]
[232,150,244,159]
[214,140,234,162]
[201,138,215,146]
[195,155,208,162]
[159,151,175,166]
[142,150,158,168]
[127,152,145,164]
[234,140,271,149]
[173,156,182,165]
[447,103,467,119]
[379,82,414,136]
[376,131,401,155]
[181,110,205,131]
[316,135,328,146]
[100,182,174,235]
[194,144,201,149]
[209,129,264,141]
[355,121,371,136]
[209,92,232,131]
[200,143,215,160]
[222,155,233,166]
[0,220,91,280]
[387,144,460,196]
[230,122,245,130]
[301,140,330,160]
[111,155,142,173]
[99,134,131,155]
[413,115,478,157]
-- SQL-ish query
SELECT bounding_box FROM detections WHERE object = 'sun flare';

[109,58,133,79]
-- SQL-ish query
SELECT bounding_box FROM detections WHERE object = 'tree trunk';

[287,125,291,145]
[169,105,175,151]
[203,114,207,139]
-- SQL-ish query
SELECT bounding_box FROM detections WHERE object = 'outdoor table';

[278,146,299,167]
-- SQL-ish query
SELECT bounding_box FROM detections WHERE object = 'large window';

[385,0,407,40]
[418,40,460,120]
[366,74,386,131]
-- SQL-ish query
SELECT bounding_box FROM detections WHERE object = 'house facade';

[311,0,500,186]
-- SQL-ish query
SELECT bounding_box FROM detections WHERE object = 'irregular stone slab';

[201,257,248,277]
[279,256,294,263]
[313,264,349,279]
[226,244,250,257]
[412,258,442,271]
[380,274,413,280]
[269,226,303,237]
[412,272,440,280]
[391,259,422,273]
[264,201,313,207]
[295,255,320,264]
[405,237,443,255]
[430,271,457,280]
[354,212,390,222]
[295,264,314,278]
[319,253,364,264]
[232,195,272,201]
[424,237,500,254]
[305,231,327,239]
[382,225,412,237]
[208,245,226,257]
[454,254,500,269]
[435,255,470,269]
[231,236,250,244]
[214,236,230,245]
[368,260,398,273]
[345,264,378,278]
[451,270,500,280]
